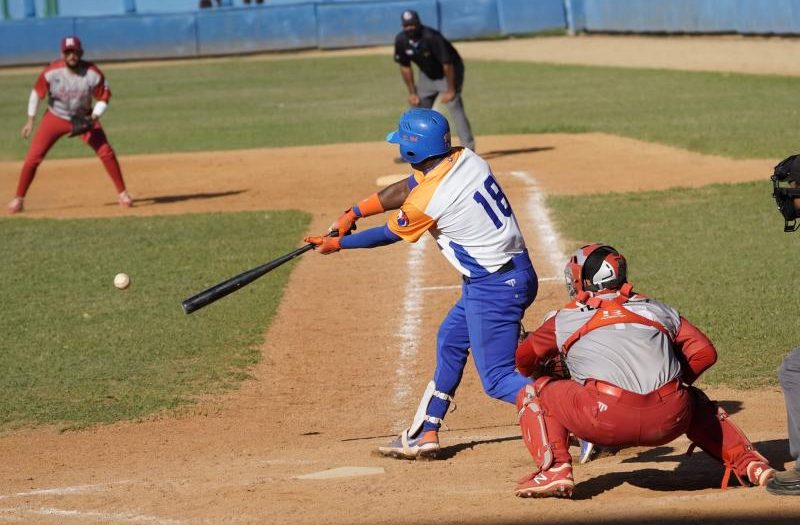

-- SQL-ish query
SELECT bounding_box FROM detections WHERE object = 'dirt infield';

[1,37,798,524]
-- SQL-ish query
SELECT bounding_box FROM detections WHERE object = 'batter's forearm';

[378,179,412,211]
[339,224,401,249]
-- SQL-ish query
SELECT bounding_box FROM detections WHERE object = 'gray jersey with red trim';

[552,293,683,394]
[34,60,110,121]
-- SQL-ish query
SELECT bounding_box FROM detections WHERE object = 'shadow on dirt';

[575,439,791,499]
[480,146,555,160]
[434,515,800,525]
[436,435,520,460]
[118,190,247,206]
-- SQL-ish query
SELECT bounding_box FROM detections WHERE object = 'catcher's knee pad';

[516,377,555,472]
[686,387,765,488]
[407,380,455,437]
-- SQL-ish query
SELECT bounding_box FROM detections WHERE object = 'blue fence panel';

[74,14,198,60]
[0,17,74,65]
[737,0,800,34]
[7,0,32,19]
[58,0,129,17]
[196,4,317,54]
[438,0,500,40]
[497,0,566,36]
[134,0,200,15]
[317,0,436,49]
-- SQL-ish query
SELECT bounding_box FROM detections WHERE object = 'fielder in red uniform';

[7,36,132,214]
[513,244,775,498]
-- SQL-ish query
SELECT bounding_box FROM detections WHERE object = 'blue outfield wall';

[0,0,570,65]
[572,0,800,34]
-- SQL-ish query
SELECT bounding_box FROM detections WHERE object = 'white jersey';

[387,148,526,277]
[33,59,110,121]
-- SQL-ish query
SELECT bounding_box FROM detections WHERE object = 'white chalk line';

[508,171,568,276]
[0,506,181,524]
[0,482,131,501]
[392,235,429,428]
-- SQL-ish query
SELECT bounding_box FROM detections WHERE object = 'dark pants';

[779,348,800,472]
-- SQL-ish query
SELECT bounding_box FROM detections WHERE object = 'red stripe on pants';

[16,110,126,197]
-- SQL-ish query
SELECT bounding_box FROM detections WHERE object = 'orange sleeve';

[674,316,717,384]
[386,202,435,243]
[354,192,384,217]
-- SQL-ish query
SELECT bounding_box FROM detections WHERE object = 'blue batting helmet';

[386,109,451,164]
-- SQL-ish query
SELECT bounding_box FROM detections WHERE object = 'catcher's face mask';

[564,243,627,298]
[771,154,800,233]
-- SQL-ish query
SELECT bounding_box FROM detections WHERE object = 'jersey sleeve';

[429,33,454,65]
[90,65,111,102]
[394,35,411,66]
[674,316,717,384]
[32,71,48,99]
[386,201,435,243]
[515,315,559,377]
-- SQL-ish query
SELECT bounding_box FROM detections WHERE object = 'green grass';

[0,211,310,429]
[0,56,799,161]
[547,181,799,387]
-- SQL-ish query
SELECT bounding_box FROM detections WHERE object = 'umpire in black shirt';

[393,9,475,150]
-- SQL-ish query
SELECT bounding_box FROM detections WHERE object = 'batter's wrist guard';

[353,193,384,218]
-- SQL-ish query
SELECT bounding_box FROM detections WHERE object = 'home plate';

[375,174,408,186]
[294,466,385,480]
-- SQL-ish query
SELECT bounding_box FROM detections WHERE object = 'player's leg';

[9,111,70,213]
[443,91,475,150]
[378,297,470,459]
[466,256,538,403]
[768,347,800,495]
[685,386,775,488]
[83,125,132,207]
[415,72,439,110]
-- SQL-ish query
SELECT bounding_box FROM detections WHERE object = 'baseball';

[114,272,130,290]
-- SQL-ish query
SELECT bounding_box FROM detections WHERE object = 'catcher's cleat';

[766,468,800,496]
[118,191,133,208]
[515,463,575,498]
[378,429,439,460]
[7,197,23,214]
[746,460,776,487]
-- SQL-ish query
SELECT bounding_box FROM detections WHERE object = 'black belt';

[462,258,515,284]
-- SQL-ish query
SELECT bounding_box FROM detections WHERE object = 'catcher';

[7,36,132,214]
[513,244,775,498]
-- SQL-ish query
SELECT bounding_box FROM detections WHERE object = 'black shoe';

[766,469,800,496]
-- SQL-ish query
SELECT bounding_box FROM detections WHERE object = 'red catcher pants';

[537,378,763,480]
[15,110,126,198]
[538,379,694,465]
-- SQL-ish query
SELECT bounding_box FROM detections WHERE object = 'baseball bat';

[182,242,316,315]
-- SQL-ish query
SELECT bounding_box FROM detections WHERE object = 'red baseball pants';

[16,110,126,198]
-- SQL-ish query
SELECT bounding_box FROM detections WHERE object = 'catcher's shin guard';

[685,387,774,489]
[516,377,557,472]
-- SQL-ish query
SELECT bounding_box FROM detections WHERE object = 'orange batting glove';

[304,235,341,255]
[328,208,359,237]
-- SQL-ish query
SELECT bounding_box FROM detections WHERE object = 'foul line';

[0,482,131,501]
[0,507,181,524]
[392,235,429,427]
[509,171,567,275]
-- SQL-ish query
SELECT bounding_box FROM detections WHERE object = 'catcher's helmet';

[564,244,627,298]
[386,109,451,164]
[771,154,800,232]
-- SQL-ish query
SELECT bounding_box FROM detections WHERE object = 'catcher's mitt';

[69,115,94,137]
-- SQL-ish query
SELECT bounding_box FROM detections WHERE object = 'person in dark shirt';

[393,10,474,151]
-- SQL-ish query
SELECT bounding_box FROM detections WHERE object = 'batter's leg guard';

[685,387,775,489]
[377,381,454,460]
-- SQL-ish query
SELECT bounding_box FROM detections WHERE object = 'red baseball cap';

[60,36,83,53]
